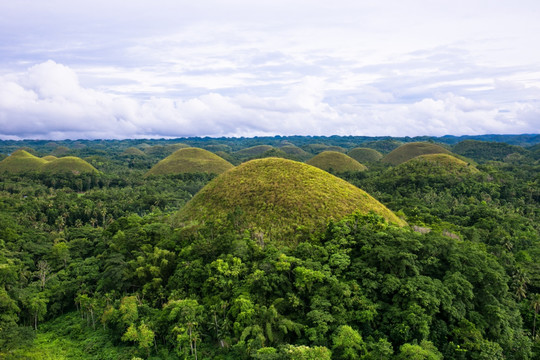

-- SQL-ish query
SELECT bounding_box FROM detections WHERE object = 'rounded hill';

[348,147,383,163]
[121,147,146,157]
[381,142,451,165]
[0,150,48,173]
[235,145,273,158]
[145,148,234,177]
[42,157,99,175]
[279,145,311,161]
[304,143,346,154]
[400,154,479,175]
[307,151,367,172]
[173,158,405,245]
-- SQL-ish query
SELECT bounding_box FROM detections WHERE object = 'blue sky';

[1,0,539,139]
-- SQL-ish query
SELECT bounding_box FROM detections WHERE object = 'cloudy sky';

[1,0,539,139]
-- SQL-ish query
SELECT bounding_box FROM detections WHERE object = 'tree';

[332,325,367,359]
[165,298,203,359]
[397,340,442,360]
[36,260,50,290]
[283,344,332,360]
[531,294,540,338]
[28,291,48,330]
[121,322,155,357]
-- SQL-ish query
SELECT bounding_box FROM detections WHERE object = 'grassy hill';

[42,155,58,161]
[306,151,367,172]
[51,146,71,157]
[280,145,311,161]
[121,147,146,157]
[145,147,234,177]
[303,143,346,154]
[399,153,479,175]
[0,150,48,173]
[235,145,274,158]
[173,158,405,245]
[381,142,451,165]
[348,147,383,163]
[204,144,232,153]
[42,156,99,175]
[362,139,403,154]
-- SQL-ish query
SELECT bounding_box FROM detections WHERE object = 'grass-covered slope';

[121,147,146,157]
[173,158,405,244]
[381,142,451,165]
[0,150,48,173]
[280,145,311,160]
[235,145,274,158]
[145,147,234,177]
[42,156,99,174]
[400,154,479,175]
[348,147,383,163]
[42,155,58,161]
[306,151,367,172]
[303,143,346,154]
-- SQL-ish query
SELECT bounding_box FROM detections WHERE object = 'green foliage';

[0,135,538,359]
[397,340,443,360]
[283,344,332,359]
[453,139,528,163]
[331,325,367,359]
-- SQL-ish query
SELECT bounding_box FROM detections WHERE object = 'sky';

[0,0,539,140]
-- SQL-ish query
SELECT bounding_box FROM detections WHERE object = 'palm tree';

[531,294,540,338]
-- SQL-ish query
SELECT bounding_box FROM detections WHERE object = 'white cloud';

[0,61,538,140]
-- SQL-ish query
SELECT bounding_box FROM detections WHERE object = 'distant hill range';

[1,134,538,162]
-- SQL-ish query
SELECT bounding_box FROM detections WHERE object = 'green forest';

[0,135,539,359]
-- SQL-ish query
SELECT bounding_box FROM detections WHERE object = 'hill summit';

[381,142,451,165]
[307,151,367,172]
[42,156,98,175]
[0,150,47,173]
[173,158,405,245]
[145,147,234,177]
[348,147,383,163]
[402,153,479,174]
[0,150,97,175]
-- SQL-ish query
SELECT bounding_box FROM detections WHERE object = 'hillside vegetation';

[42,156,98,175]
[279,144,312,161]
[306,151,367,173]
[402,153,478,173]
[0,135,539,359]
[0,150,98,175]
[347,147,383,163]
[452,139,527,162]
[381,142,451,165]
[173,157,405,244]
[0,150,48,173]
[121,147,146,157]
[235,145,274,158]
[145,147,234,177]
